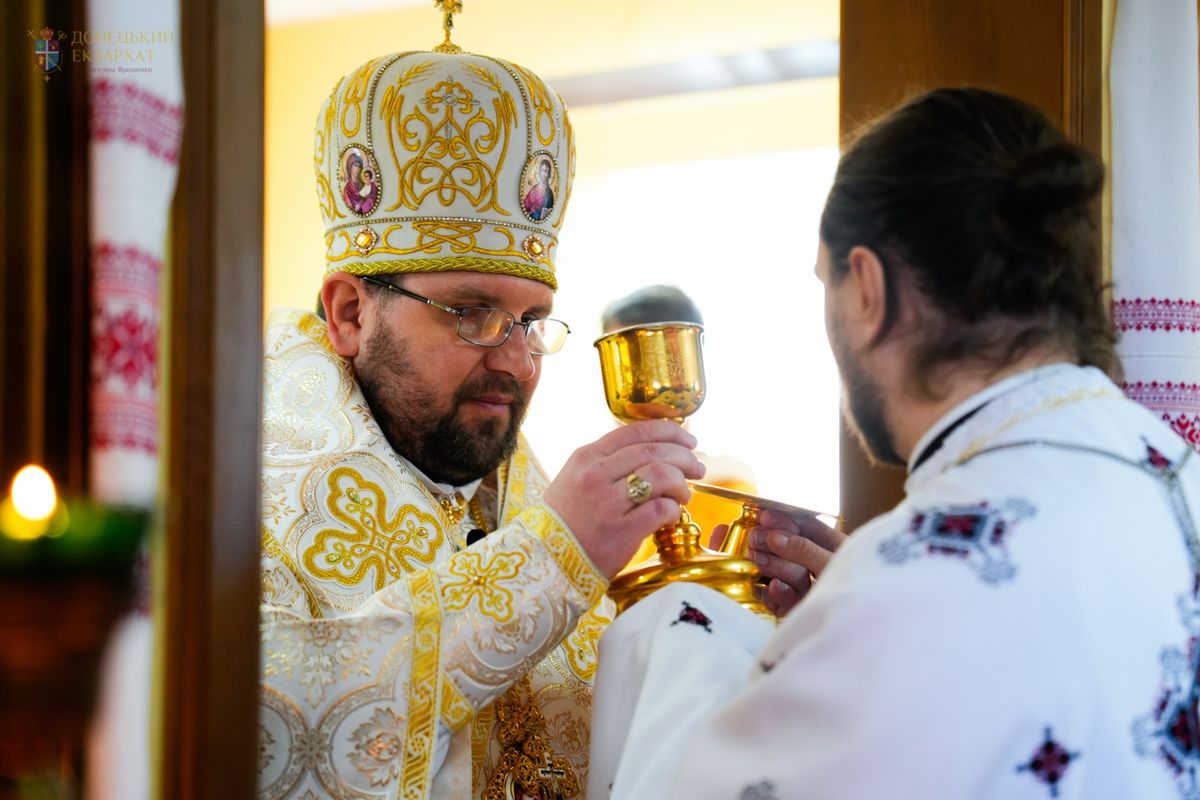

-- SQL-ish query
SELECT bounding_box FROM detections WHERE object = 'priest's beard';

[354,322,529,485]
[830,317,904,467]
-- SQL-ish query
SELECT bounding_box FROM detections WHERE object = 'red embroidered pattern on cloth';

[1122,382,1200,453]
[1123,381,1200,412]
[91,398,158,453]
[90,78,183,164]
[93,242,161,306]
[1163,413,1200,452]
[1112,298,1200,333]
[92,242,161,455]
[93,305,158,391]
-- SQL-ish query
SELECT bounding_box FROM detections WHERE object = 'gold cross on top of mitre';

[433,0,464,53]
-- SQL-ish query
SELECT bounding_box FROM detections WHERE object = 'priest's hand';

[747,508,847,617]
[543,420,705,579]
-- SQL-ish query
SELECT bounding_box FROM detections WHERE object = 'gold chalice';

[594,323,770,616]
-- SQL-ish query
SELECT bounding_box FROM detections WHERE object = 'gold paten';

[594,323,770,617]
[689,480,842,558]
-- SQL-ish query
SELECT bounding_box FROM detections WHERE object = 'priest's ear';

[844,245,890,347]
[322,272,368,358]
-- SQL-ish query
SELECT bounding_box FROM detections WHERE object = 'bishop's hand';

[543,420,705,579]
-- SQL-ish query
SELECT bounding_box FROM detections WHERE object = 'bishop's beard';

[354,321,529,485]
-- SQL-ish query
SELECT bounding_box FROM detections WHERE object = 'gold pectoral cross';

[483,677,580,800]
[537,753,570,800]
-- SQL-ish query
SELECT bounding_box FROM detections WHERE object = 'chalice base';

[607,518,772,618]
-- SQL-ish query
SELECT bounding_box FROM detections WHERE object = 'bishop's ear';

[321,272,367,358]
[844,245,889,345]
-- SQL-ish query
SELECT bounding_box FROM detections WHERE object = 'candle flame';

[11,465,57,522]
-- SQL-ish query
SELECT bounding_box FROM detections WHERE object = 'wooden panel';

[841,0,1067,137]
[160,0,264,797]
[837,0,1103,531]
[0,2,37,487]
[0,0,91,496]
[42,0,92,495]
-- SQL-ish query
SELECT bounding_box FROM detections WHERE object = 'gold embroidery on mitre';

[326,223,556,278]
[511,62,557,147]
[302,466,445,591]
[379,71,517,214]
[441,549,526,623]
[340,55,386,138]
[314,87,345,224]
[330,256,558,291]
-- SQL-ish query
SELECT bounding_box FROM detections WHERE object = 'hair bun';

[1004,142,1104,214]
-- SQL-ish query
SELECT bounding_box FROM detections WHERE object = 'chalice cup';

[594,323,769,616]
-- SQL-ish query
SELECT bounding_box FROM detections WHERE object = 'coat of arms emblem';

[32,27,65,81]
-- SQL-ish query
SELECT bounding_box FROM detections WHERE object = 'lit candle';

[1,465,62,540]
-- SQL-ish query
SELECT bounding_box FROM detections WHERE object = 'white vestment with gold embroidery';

[257,309,613,799]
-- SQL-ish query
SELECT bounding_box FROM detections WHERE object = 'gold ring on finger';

[626,473,653,505]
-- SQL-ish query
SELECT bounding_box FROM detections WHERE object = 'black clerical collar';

[908,403,986,474]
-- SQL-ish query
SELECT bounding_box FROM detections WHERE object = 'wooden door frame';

[837,0,1105,531]
[160,0,263,796]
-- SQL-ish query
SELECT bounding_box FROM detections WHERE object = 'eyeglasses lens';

[527,321,567,355]
[457,308,568,354]
[459,308,512,345]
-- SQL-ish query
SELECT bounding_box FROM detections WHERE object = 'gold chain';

[468,496,489,532]
[439,493,466,526]
[472,490,577,798]
[482,675,579,799]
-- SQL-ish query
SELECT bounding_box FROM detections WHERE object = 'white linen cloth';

[84,1,182,798]
[590,364,1200,799]
[1110,0,1200,448]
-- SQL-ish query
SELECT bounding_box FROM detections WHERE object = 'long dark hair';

[820,87,1118,397]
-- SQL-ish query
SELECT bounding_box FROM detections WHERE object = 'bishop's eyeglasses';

[360,275,571,355]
